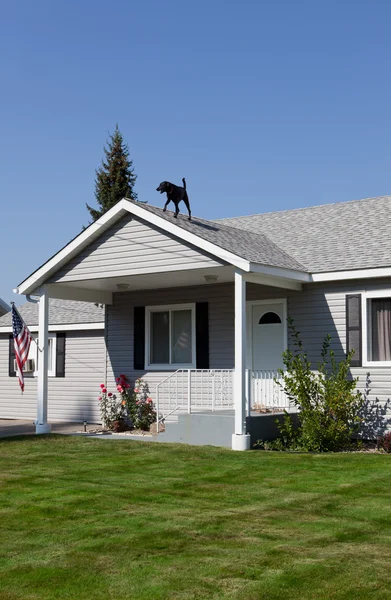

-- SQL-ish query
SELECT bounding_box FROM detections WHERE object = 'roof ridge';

[216,194,391,221]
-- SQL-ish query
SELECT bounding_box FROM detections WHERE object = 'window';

[146,304,196,369]
[29,334,57,377]
[259,312,282,324]
[361,291,391,366]
[367,298,391,363]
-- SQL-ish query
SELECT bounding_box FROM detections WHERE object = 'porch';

[14,199,308,449]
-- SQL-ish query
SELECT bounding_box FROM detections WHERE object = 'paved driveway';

[0,420,84,438]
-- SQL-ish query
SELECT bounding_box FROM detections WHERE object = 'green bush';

[275,319,365,452]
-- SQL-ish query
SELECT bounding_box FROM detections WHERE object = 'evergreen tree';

[86,125,137,222]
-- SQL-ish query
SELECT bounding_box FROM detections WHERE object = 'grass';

[0,437,391,600]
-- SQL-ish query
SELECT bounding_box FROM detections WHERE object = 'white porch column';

[232,269,251,451]
[36,287,51,434]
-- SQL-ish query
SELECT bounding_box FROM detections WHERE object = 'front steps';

[157,412,235,448]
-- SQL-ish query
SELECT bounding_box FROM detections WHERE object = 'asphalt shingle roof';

[0,299,104,328]
[218,195,391,273]
[129,200,306,272]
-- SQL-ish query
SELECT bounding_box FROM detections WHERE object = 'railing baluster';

[212,371,215,411]
[188,370,191,413]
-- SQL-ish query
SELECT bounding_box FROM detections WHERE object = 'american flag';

[11,303,33,392]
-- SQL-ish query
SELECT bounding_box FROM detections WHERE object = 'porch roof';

[15,199,310,299]
[128,201,306,271]
[0,298,104,332]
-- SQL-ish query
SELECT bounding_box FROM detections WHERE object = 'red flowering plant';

[98,379,129,430]
[132,378,157,431]
[99,375,156,431]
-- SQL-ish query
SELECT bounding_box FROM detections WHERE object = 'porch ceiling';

[46,266,235,302]
[42,264,303,305]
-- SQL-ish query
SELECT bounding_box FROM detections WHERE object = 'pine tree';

[86,125,137,222]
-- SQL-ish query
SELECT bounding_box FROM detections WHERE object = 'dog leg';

[183,193,192,221]
[163,198,171,213]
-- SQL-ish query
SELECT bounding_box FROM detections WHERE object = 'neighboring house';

[12,195,391,448]
[0,298,11,317]
[0,299,104,422]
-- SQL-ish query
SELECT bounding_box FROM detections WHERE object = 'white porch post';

[36,287,51,434]
[232,269,251,450]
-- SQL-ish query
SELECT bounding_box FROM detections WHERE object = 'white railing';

[155,369,234,425]
[248,369,290,412]
[153,368,291,432]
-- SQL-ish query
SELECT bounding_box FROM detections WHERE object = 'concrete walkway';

[0,420,86,439]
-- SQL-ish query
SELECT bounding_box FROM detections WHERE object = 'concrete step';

[157,412,234,448]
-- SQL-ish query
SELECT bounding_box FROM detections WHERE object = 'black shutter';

[196,302,209,369]
[134,306,145,370]
[56,332,66,377]
[9,335,16,377]
[346,294,362,367]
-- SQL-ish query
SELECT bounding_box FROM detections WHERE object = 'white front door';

[250,301,286,371]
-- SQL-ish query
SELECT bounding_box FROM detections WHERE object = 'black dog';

[156,178,191,220]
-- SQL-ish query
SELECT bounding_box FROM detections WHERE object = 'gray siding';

[51,214,223,283]
[289,279,391,431]
[0,330,105,423]
[106,279,391,433]
[105,282,295,392]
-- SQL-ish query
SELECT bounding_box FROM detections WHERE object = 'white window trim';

[362,289,391,367]
[145,303,196,370]
[26,333,57,378]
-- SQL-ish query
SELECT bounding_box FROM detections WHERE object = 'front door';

[250,301,286,370]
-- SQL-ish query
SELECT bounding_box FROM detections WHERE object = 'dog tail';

[182,177,186,189]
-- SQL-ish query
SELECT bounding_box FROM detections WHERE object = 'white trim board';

[0,298,11,313]
[0,322,104,333]
[311,266,391,282]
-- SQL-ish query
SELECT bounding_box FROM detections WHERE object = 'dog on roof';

[156,178,191,220]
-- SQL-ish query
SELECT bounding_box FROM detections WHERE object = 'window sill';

[362,361,391,368]
[146,364,196,371]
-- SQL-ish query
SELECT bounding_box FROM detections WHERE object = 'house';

[12,195,391,449]
[0,298,11,317]
[0,299,104,422]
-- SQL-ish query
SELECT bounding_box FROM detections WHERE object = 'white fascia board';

[0,322,104,333]
[0,298,11,313]
[249,262,310,283]
[244,272,302,291]
[16,202,131,295]
[311,266,391,283]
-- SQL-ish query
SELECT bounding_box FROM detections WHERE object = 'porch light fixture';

[116,283,129,291]
[204,275,218,283]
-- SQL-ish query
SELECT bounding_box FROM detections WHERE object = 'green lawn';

[1,437,391,600]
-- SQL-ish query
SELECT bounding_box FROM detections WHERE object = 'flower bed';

[98,375,157,431]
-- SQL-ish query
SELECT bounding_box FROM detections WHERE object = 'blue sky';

[1,0,390,305]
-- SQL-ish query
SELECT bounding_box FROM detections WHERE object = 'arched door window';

[258,312,282,325]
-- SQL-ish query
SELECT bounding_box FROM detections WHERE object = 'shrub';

[98,383,128,429]
[130,379,157,431]
[377,432,391,453]
[274,319,365,452]
[98,376,157,431]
